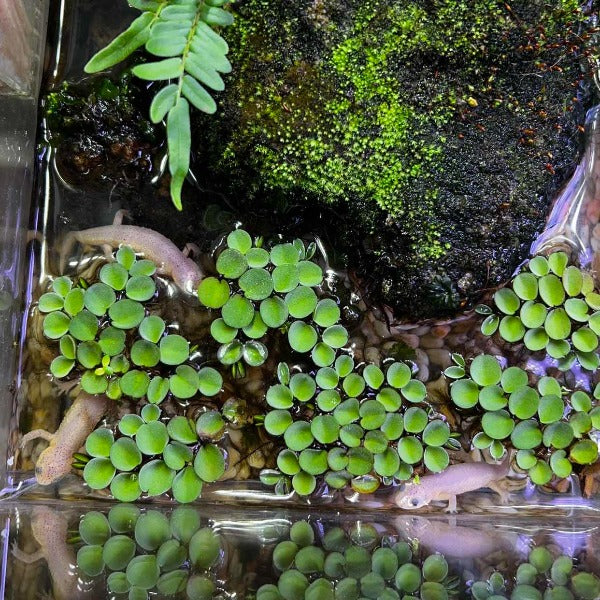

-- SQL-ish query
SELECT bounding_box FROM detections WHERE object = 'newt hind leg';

[21,429,54,447]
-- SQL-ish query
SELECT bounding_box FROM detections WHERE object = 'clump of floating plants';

[446,354,600,485]
[84,0,234,209]
[75,506,224,599]
[39,245,230,502]
[260,358,454,496]
[39,246,202,400]
[197,229,324,377]
[470,546,600,600]
[76,404,226,502]
[478,251,600,371]
[257,520,460,600]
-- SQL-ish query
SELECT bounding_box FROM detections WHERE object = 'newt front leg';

[21,392,108,485]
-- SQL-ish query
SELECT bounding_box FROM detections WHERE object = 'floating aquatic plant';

[84,0,234,210]
[478,252,600,371]
[470,545,600,600]
[76,506,223,599]
[257,520,460,600]
[261,358,453,497]
[41,246,223,405]
[198,229,337,376]
[77,405,226,502]
[446,354,600,484]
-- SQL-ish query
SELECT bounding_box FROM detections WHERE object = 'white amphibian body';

[59,211,203,293]
[394,454,511,512]
[12,506,83,600]
[21,392,108,485]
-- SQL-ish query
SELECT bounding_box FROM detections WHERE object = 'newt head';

[394,480,433,510]
[173,257,203,294]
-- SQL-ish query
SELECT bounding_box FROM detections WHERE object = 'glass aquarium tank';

[1,0,600,597]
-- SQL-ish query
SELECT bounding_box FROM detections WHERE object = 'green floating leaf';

[110,438,142,472]
[548,251,568,276]
[110,473,142,502]
[481,314,499,336]
[210,318,237,343]
[217,340,243,365]
[198,366,223,396]
[39,292,64,313]
[126,276,156,302]
[99,326,126,356]
[494,287,520,315]
[222,294,254,328]
[239,268,273,301]
[288,321,318,353]
[243,340,268,366]
[136,421,169,455]
[272,265,299,293]
[194,444,225,482]
[159,334,190,365]
[85,428,114,458]
[83,457,116,490]
[120,370,150,398]
[172,467,203,503]
[108,299,145,330]
[84,283,116,316]
[286,286,318,319]
[260,296,289,328]
[131,339,160,368]
[169,365,198,399]
[69,310,98,341]
[119,414,144,437]
[50,355,75,378]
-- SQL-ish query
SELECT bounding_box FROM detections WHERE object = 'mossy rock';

[190,0,596,318]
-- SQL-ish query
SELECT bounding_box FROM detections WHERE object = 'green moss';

[191,0,595,316]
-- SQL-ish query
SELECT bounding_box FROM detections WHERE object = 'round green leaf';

[470,355,502,386]
[239,268,273,301]
[216,248,248,279]
[222,294,254,329]
[288,321,318,353]
[110,473,142,502]
[126,276,156,302]
[83,457,115,489]
[193,444,225,482]
[100,263,128,291]
[108,299,145,330]
[285,286,318,319]
[139,459,175,496]
[136,421,169,455]
[159,334,189,365]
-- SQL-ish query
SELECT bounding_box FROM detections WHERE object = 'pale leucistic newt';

[394,516,509,559]
[59,220,203,294]
[12,506,84,600]
[21,392,108,485]
[394,454,511,512]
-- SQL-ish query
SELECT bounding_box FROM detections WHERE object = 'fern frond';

[84,0,234,210]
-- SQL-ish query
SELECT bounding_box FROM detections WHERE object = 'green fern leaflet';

[85,0,233,210]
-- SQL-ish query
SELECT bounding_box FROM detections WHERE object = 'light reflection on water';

[4,502,600,599]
